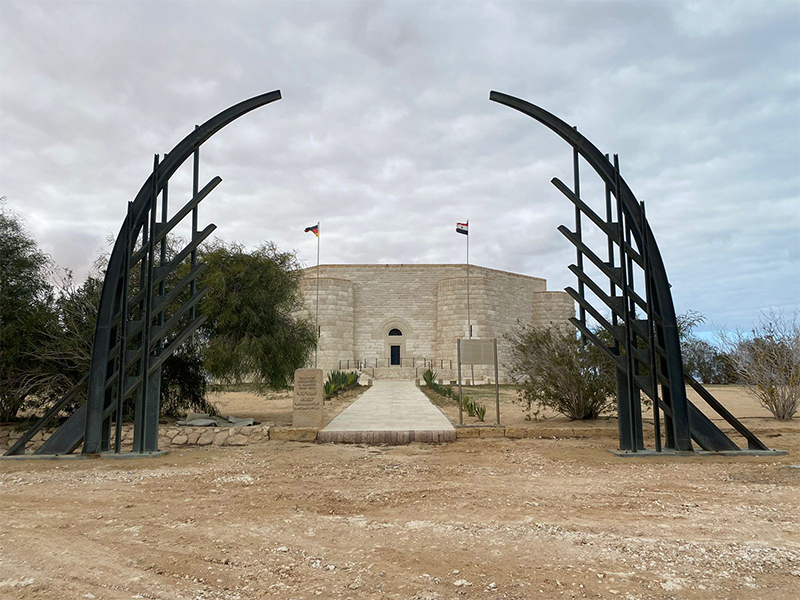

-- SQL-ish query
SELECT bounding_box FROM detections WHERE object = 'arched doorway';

[388,328,403,366]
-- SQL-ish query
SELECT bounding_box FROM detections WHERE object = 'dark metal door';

[390,346,400,366]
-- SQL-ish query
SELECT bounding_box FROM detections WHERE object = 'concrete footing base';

[608,448,787,458]
[1,450,170,461]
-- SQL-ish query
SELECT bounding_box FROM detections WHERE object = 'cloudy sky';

[1,0,798,337]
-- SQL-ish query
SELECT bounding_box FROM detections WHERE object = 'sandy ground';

[207,386,365,428]
[1,387,798,600]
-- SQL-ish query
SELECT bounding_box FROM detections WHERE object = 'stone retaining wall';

[158,424,270,448]
[5,422,709,454]
[0,423,271,455]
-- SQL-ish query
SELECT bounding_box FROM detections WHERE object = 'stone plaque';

[460,338,496,365]
[292,368,324,428]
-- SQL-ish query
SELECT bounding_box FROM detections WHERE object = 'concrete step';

[317,430,456,444]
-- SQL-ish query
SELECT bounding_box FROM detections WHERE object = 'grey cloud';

[1,0,797,336]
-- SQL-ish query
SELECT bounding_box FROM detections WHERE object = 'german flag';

[304,222,319,237]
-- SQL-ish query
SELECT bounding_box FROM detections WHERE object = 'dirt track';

[2,424,798,600]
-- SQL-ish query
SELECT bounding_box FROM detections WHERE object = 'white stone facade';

[298,264,574,381]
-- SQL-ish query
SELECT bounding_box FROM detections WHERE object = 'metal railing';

[337,359,361,370]
[336,358,455,371]
[356,358,453,369]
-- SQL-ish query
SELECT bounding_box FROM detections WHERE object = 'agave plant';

[324,370,360,398]
[423,369,437,386]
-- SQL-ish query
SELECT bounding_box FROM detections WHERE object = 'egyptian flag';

[304,222,319,237]
[456,220,469,235]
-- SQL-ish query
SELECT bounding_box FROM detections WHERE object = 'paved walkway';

[317,381,456,444]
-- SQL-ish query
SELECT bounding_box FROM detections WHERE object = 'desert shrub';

[506,324,616,420]
[678,311,736,384]
[719,311,799,420]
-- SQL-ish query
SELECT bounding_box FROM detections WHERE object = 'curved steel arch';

[9,89,774,457]
[489,91,770,453]
[38,91,282,455]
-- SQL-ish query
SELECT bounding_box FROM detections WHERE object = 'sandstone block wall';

[299,264,574,381]
[299,276,354,369]
[532,291,575,330]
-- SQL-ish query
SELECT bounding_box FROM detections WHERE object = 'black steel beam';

[83,92,281,455]
[490,91,693,451]
[552,178,644,268]
[686,376,768,450]
[5,375,89,456]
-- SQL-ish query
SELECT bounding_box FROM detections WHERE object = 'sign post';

[457,339,463,425]
[457,338,501,425]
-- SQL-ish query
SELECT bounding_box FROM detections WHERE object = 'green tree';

[159,341,210,417]
[0,200,57,421]
[198,240,316,391]
[506,324,617,420]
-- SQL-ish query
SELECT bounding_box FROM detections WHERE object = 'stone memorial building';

[299,264,574,382]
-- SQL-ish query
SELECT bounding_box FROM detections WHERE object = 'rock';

[453,579,471,587]
[276,546,289,552]
[186,432,200,444]
[172,434,188,445]
[486,582,497,591]
[456,428,480,439]
[226,434,248,446]
[270,427,318,442]
[197,431,215,445]
[213,431,229,445]
[478,426,505,438]
[504,427,529,439]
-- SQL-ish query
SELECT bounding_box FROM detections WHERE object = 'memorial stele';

[292,368,324,428]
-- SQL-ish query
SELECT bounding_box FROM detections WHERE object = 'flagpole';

[315,223,320,369]
[466,222,474,385]
[466,225,471,339]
